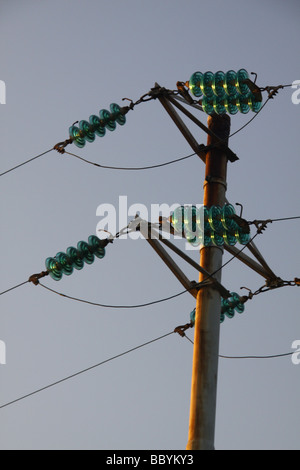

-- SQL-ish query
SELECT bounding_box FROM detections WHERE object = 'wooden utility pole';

[186,113,231,450]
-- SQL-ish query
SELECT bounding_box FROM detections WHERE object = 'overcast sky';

[0,0,299,450]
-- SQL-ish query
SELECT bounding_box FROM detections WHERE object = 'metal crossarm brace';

[157,221,230,298]
[138,220,199,298]
[137,220,230,299]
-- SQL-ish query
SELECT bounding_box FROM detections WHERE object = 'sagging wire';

[173,317,296,360]
[179,330,295,360]
[2,213,300,308]
[63,149,198,171]
[1,79,295,178]
[38,282,198,309]
[34,224,261,310]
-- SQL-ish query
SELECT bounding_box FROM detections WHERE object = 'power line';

[183,334,294,359]
[0,84,280,178]
[229,97,270,138]
[0,149,53,177]
[64,150,198,171]
[1,78,293,179]
[37,232,260,309]
[0,230,264,306]
[0,280,29,296]
[219,352,294,360]
[63,99,271,171]
[270,216,300,223]
[38,282,196,309]
[0,324,294,412]
[1,215,299,305]
[0,330,174,411]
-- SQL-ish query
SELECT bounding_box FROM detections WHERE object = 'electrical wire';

[0,280,29,296]
[228,97,270,138]
[0,330,174,411]
[0,323,294,411]
[183,334,294,359]
[64,150,198,171]
[219,352,294,360]
[1,215,298,306]
[269,216,300,223]
[0,232,253,304]
[0,149,53,177]
[62,94,272,171]
[37,231,260,309]
[0,229,260,307]
[219,232,259,272]
[38,282,197,309]
[1,81,293,178]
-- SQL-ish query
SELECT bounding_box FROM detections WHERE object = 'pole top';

[207,113,231,141]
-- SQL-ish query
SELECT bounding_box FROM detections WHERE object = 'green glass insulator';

[190,308,196,326]
[212,71,226,98]
[89,115,106,137]
[69,125,86,148]
[248,93,262,112]
[189,72,203,97]
[110,103,126,125]
[236,69,250,95]
[236,94,250,114]
[55,252,73,275]
[231,292,245,314]
[184,206,198,234]
[236,231,251,245]
[79,120,95,143]
[222,298,235,319]
[45,257,63,281]
[99,109,116,131]
[212,96,226,115]
[208,205,223,232]
[211,231,225,246]
[202,96,214,115]
[223,230,237,246]
[203,206,211,232]
[77,241,94,264]
[221,204,238,231]
[189,234,203,247]
[204,230,213,246]
[200,71,214,98]
[224,70,238,96]
[196,206,204,231]
[220,312,225,323]
[66,246,84,270]
[171,206,185,234]
[224,96,239,115]
[185,230,197,245]
[88,235,106,259]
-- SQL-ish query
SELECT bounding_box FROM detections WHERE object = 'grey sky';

[0,0,299,450]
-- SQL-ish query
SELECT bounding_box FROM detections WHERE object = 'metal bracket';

[135,218,231,299]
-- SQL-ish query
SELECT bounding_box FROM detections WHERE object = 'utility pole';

[186,113,231,450]
[152,80,276,449]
